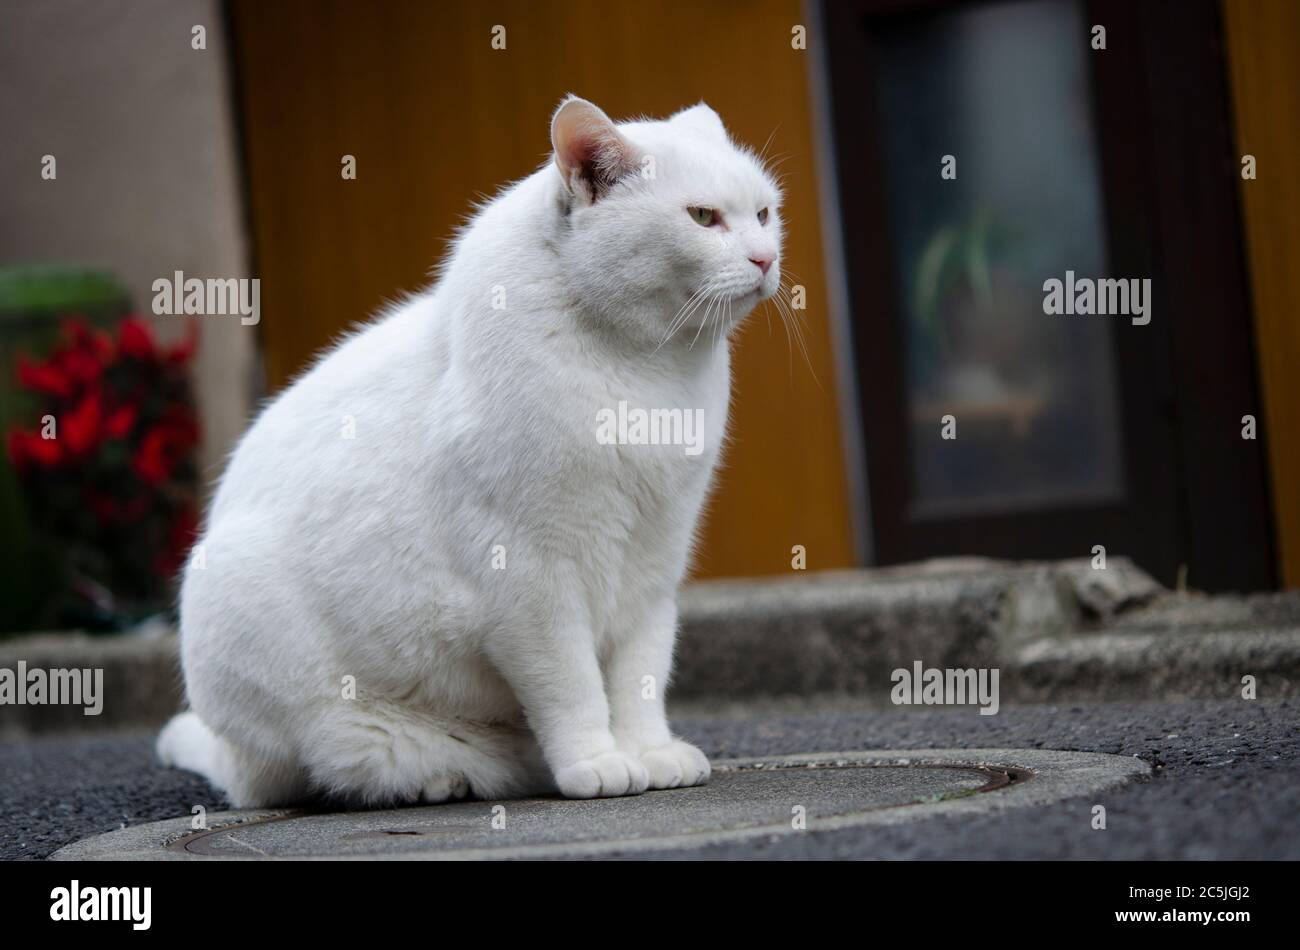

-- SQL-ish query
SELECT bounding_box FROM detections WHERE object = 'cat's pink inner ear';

[551,97,637,202]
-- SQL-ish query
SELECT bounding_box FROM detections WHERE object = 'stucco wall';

[0,0,255,482]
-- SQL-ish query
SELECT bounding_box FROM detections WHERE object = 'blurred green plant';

[908,208,1042,394]
[912,208,1009,351]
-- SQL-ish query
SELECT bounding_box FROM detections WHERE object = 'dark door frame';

[821,0,1275,591]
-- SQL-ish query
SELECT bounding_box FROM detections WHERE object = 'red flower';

[15,320,116,397]
[61,322,110,384]
[154,504,199,577]
[7,313,203,611]
[61,391,103,458]
[8,428,62,469]
[16,355,74,399]
[61,347,102,387]
[118,318,156,361]
[104,403,139,440]
[132,409,199,485]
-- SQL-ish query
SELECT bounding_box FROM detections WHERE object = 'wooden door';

[228,0,857,579]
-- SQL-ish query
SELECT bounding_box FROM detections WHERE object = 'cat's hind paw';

[640,740,711,790]
[419,771,471,804]
[555,751,650,799]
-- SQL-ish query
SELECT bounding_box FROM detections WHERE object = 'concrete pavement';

[5,697,1296,860]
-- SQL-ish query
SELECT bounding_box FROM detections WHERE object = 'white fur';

[158,98,782,807]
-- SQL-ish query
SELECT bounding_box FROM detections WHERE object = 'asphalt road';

[2,697,1296,860]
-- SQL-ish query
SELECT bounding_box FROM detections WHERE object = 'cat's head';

[549,96,782,346]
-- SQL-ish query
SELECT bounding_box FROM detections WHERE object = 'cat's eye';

[688,206,719,227]
[758,207,770,225]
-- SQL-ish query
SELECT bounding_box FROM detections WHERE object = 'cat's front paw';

[640,740,711,790]
[554,751,650,799]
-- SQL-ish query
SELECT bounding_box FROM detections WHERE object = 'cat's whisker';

[712,294,730,351]
[764,153,794,175]
[658,293,700,350]
[774,289,796,382]
[772,279,822,390]
[657,285,713,351]
[676,286,719,340]
[686,293,717,348]
[702,291,726,351]
[757,127,781,166]
[767,280,812,388]
[688,291,721,350]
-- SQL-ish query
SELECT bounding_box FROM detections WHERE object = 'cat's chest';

[579,363,728,478]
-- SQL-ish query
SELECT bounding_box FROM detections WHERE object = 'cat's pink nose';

[749,255,774,275]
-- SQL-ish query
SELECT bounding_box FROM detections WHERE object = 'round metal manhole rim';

[51,748,1150,861]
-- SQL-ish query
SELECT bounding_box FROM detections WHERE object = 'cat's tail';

[159,706,550,808]
[157,711,304,807]
[157,711,227,785]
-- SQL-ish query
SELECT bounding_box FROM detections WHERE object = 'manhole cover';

[53,748,1148,860]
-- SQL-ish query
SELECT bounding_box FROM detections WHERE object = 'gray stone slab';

[51,747,1149,860]
[672,557,1159,698]
[1100,589,1300,633]
[0,630,181,737]
[1009,627,1300,702]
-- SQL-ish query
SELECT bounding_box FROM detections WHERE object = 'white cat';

[157,97,782,807]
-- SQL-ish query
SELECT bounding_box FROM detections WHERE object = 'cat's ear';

[551,96,639,204]
[672,103,730,143]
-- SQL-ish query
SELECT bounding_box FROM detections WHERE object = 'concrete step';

[3,556,1298,734]
[1009,627,1300,703]
[672,556,1162,698]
